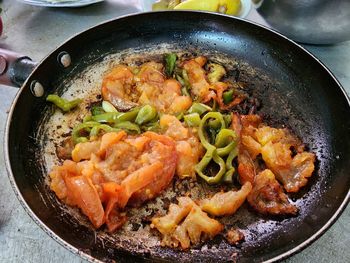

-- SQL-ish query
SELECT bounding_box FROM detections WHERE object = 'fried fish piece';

[151,196,223,249]
[247,169,298,215]
[199,182,252,216]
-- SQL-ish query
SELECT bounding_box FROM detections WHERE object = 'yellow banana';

[173,0,241,15]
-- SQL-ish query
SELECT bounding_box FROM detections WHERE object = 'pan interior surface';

[6,12,350,263]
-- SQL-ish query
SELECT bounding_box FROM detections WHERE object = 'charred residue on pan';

[34,44,324,262]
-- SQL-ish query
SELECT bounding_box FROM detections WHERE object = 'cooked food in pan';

[47,53,316,249]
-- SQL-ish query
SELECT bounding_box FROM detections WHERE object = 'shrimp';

[101,65,139,111]
[183,56,211,101]
[102,62,192,114]
[247,169,298,215]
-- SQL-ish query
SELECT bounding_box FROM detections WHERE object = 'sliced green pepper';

[223,89,234,105]
[181,86,191,97]
[164,53,177,77]
[222,147,239,183]
[215,129,238,157]
[187,102,212,116]
[194,145,226,185]
[91,105,105,116]
[223,114,232,127]
[176,70,191,96]
[75,137,89,144]
[207,63,226,84]
[72,121,100,144]
[46,94,82,112]
[198,112,225,148]
[90,124,120,137]
[195,112,227,184]
[176,112,184,121]
[184,113,201,127]
[135,105,157,125]
[141,121,161,132]
[83,114,93,123]
[182,69,191,88]
[208,118,222,130]
[114,121,141,134]
[102,101,118,113]
[116,107,140,122]
[176,74,185,86]
[92,107,140,124]
[92,112,120,124]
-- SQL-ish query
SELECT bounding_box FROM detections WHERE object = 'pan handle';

[0,48,37,88]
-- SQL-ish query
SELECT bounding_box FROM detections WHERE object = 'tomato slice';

[65,176,105,228]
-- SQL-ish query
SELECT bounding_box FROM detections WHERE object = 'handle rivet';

[30,80,44,97]
[0,55,7,75]
[58,51,71,68]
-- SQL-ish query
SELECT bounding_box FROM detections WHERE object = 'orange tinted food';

[50,54,317,249]
[160,114,204,179]
[65,175,105,228]
[247,169,298,215]
[103,61,192,114]
[151,197,223,249]
[183,56,211,100]
[50,131,177,231]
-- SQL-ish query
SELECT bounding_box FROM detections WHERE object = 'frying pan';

[2,11,350,262]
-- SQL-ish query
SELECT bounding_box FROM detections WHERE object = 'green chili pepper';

[215,129,238,157]
[181,86,191,97]
[46,94,82,112]
[92,107,140,124]
[91,105,105,116]
[164,53,177,77]
[195,112,240,184]
[207,63,226,84]
[102,101,118,113]
[223,89,234,105]
[195,112,227,184]
[223,114,232,127]
[208,118,222,130]
[116,107,140,122]
[187,102,212,116]
[114,121,141,134]
[92,112,120,123]
[226,147,238,170]
[222,147,238,183]
[72,121,100,144]
[176,112,184,121]
[135,105,157,125]
[184,113,201,127]
[195,145,226,185]
[182,69,191,88]
[141,121,160,132]
[75,137,89,144]
[90,124,120,137]
[198,112,226,148]
[176,70,191,96]
[83,115,93,123]
[176,74,185,86]
[215,128,233,147]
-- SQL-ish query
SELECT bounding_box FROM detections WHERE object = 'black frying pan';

[3,11,350,263]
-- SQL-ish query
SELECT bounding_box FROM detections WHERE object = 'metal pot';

[256,0,350,44]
